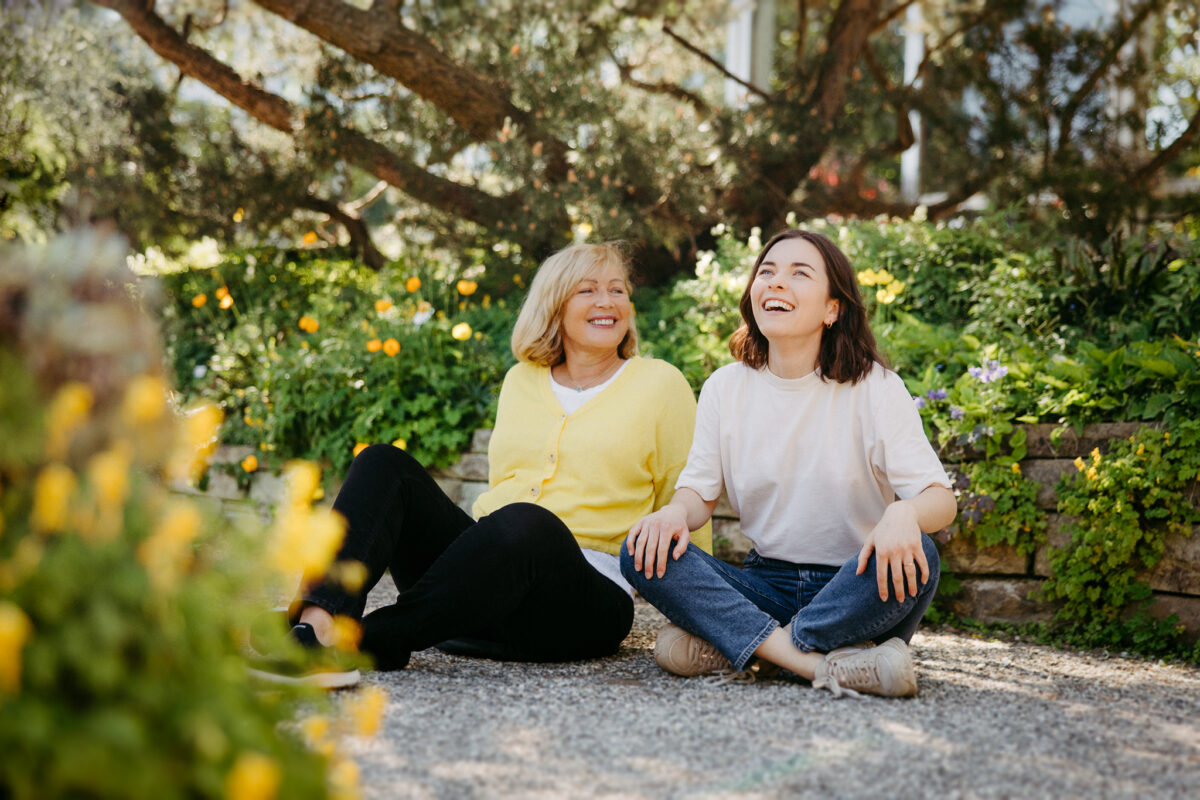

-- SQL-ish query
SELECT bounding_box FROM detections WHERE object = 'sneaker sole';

[247,666,361,690]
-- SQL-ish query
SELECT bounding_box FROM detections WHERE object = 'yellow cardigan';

[473,356,712,555]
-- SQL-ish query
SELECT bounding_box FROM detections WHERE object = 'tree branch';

[872,0,920,34]
[1132,104,1200,186]
[1058,0,1163,151]
[252,0,568,172]
[808,0,884,121]
[662,23,773,101]
[94,0,511,227]
[298,194,386,270]
[606,45,711,114]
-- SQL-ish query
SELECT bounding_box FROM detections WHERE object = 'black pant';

[301,444,634,667]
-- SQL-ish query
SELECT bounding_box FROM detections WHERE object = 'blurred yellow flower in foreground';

[347,685,387,737]
[283,461,321,509]
[225,752,281,800]
[456,280,478,296]
[241,454,258,473]
[32,464,76,533]
[392,438,406,450]
[451,323,472,341]
[191,293,208,308]
[298,316,319,333]
[329,758,362,800]
[1011,462,1021,475]
[353,443,368,458]
[404,276,421,292]
[123,374,168,426]
[216,287,230,300]
[0,602,33,693]
[876,287,897,305]
[88,445,133,513]
[45,382,94,459]
[330,615,362,652]
[233,207,245,223]
[374,299,392,313]
[366,339,382,353]
[270,508,346,577]
[302,231,319,246]
[300,715,330,748]
[138,500,203,590]
[1074,456,1086,471]
[169,403,224,484]
[220,294,234,310]
[382,338,400,357]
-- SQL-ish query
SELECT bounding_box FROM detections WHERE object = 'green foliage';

[1042,423,1200,655]
[152,246,509,475]
[953,460,1047,555]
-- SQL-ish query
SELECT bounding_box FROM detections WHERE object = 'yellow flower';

[233,207,245,223]
[383,338,400,357]
[138,500,202,590]
[329,759,361,800]
[1136,443,1145,455]
[1011,462,1021,475]
[1164,432,1171,440]
[856,269,879,286]
[45,382,94,459]
[347,686,387,737]
[456,280,478,296]
[405,276,421,293]
[269,508,346,577]
[392,438,406,450]
[875,269,895,285]
[375,299,392,313]
[192,293,208,308]
[0,602,33,694]
[216,287,230,300]
[169,403,223,484]
[330,615,362,652]
[875,287,897,305]
[241,454,258,473]
[451,323,472,341]
[302,231,319,246]
[122,375,167,426]
[300,715,330,747]
[298,316,319,333]
[328,559,367,592]
[1073,456,1085,471]
[366,339,382,353]
[88,446,133,513]
[32,464,76,533]
[1086,467,1098,481]
[220,294,234,310]
[1091,447,1102,465]
[353,443,368,458]
[225,752,281,800]
[283,461,321,509]
[886,279,905,295]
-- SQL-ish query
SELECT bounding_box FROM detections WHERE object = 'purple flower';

[913,395,926,409]
[968,366,983,380]
[969,360,1008,384]
[925,388,948,401]
[950,407,964,419]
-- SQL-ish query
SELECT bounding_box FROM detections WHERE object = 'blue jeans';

[620,536,940,671]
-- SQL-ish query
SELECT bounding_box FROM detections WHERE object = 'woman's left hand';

[855,501,928,603]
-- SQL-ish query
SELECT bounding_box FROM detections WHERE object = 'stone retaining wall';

[192,424,1200,641]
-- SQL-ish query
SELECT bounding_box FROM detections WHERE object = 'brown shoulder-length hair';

[728,229,886,383]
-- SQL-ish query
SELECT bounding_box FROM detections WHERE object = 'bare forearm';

[666,487,718,531]
[888,484,957,532]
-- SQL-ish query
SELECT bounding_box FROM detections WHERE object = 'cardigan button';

[530,487,539,496]
[548,454,556,463]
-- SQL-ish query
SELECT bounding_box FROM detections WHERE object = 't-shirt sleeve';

[674,371,725,502]
[873,370,951,498]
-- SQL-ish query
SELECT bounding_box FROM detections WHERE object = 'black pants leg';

[300,444,633,666]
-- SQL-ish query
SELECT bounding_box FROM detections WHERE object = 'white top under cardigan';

[676,361,951,566]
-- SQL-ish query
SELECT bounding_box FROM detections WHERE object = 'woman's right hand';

[626,505,691,579]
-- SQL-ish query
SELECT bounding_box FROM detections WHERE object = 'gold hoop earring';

[825,319,834,329]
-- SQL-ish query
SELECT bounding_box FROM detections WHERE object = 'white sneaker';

[654,624,733,677]
[811,638,917,698]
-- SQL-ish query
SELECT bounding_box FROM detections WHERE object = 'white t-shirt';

[676,361,950,566]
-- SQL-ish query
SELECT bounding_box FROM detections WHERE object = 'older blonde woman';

[256,243,708,686]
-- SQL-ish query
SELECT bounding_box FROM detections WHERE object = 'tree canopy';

[3,0,1197,283]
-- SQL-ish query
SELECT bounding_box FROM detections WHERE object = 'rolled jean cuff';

[734,618,779,671]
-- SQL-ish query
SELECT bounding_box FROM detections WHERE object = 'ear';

[825,298,840,326]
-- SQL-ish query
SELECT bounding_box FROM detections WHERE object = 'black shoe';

[247,623,363,689]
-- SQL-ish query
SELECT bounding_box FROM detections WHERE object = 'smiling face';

[558,261,632,356]
[748,236,840,345]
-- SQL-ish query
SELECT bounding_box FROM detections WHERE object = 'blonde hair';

[510,242,639,366]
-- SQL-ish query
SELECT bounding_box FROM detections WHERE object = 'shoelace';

[702,669,759,686]
[813,652,878,699]
[686,638,732,673]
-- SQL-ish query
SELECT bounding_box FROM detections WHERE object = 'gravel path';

[335,580,1200,799]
